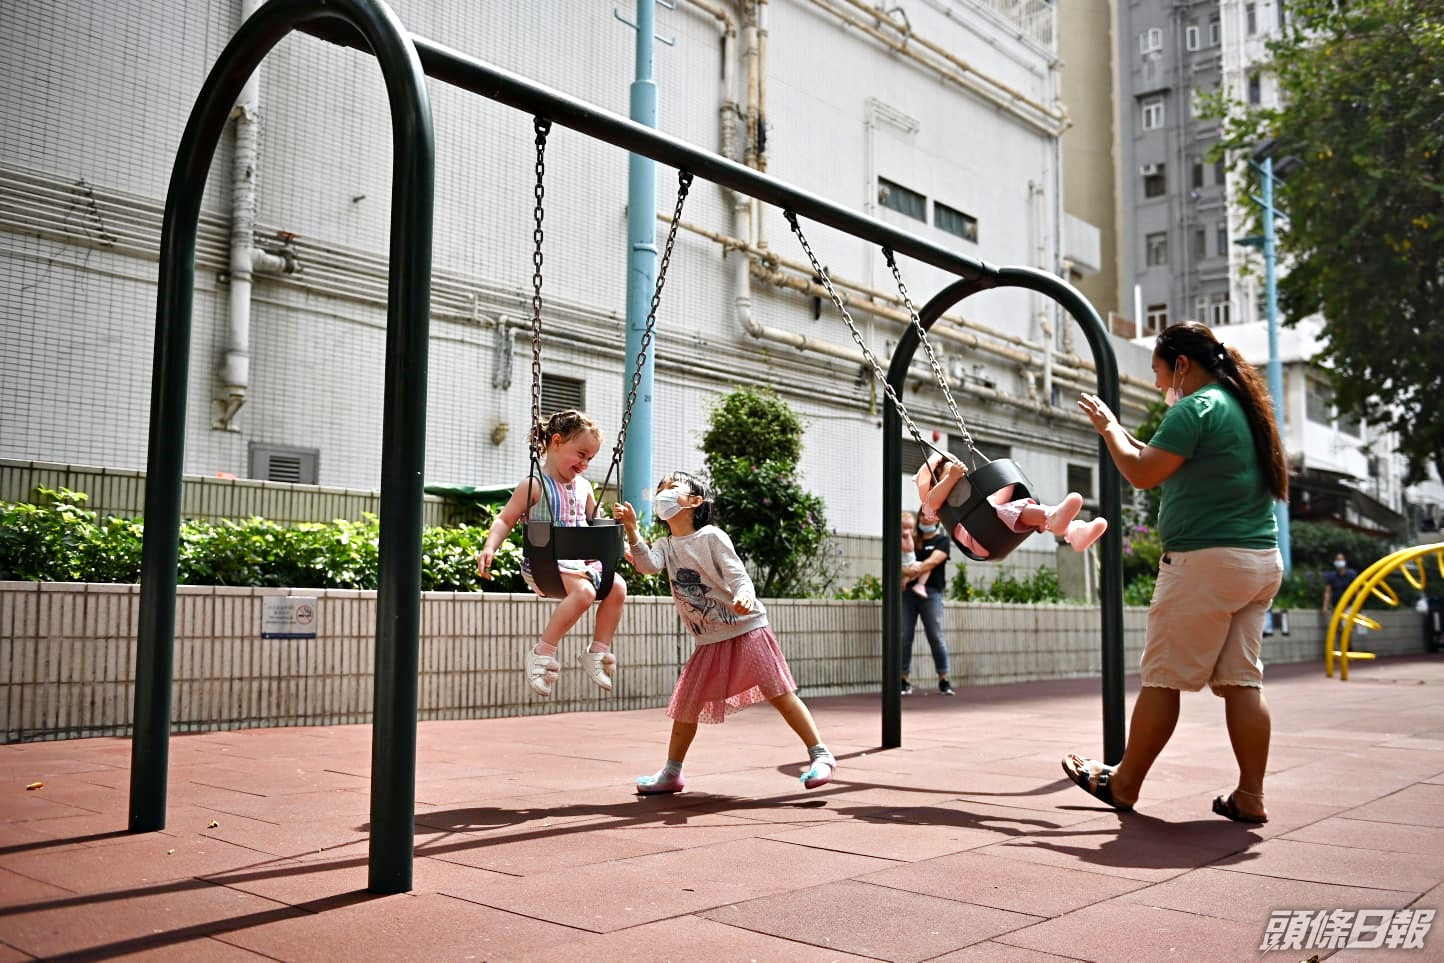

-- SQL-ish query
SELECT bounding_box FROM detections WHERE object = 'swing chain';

[529,116,551,463]
[604,169,694,498]
[882,248,980,468]
[785,211,938,464]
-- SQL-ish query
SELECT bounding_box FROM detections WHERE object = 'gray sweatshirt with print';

[629,525,769,644]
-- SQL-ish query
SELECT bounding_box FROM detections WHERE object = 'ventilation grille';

[248,443,320,485]
[540,374,585,414]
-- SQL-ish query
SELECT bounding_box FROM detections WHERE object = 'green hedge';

[0,487,680,594]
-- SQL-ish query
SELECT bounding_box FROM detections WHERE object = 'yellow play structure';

[1325,541,1444,680]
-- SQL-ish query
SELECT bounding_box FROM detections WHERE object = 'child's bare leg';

[637,720,696,794]
[577,574,625,690]
[528,573,596,697]
[540,573,597,647]
[769,692,836,789]
[667,720,698,763]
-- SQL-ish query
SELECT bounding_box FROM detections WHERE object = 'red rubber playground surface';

[2,655,1442,961]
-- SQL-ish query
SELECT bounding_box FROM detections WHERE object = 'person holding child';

[477,409,625,698]
[898,510,954,696]
[915,452,1108,558]
[613,470,836,794]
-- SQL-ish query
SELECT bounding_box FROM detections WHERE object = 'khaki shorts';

[1141,546,1284,694]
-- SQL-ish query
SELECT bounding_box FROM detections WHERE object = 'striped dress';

[519,472,603,594]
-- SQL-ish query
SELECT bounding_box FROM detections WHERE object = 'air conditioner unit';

[1140,164,1162,177]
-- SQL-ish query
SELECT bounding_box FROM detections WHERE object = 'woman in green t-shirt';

[1062,321,1288,824]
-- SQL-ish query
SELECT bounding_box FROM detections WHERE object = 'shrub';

[702,386,833,597]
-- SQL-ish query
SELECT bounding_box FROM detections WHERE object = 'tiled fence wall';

[0,581,1427,742]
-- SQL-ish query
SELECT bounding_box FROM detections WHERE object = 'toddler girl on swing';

[916,451,1108,558]
[613,471,836,794]
[477,409,624,697]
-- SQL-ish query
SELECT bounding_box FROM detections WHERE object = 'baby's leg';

[1065,516,1109,551]
[953,523,991,559]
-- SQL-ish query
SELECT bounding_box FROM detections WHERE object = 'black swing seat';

[936,458,1036,563]
[523,517,625,600]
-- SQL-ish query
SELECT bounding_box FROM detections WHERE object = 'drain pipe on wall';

[214,0,293,431]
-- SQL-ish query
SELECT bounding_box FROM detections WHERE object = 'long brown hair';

[1155,321,1289,500]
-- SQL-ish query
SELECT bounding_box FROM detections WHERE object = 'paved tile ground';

[2,655,1442,961]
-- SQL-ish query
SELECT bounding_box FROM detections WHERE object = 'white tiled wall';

[5,580,1420,743]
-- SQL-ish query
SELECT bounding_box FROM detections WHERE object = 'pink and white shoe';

[577,647,617,691]
[525,648,561,697]
[801,755,836,790]
[636,769,685,795]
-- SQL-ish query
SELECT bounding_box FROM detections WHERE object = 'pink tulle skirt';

[667,625,797,725]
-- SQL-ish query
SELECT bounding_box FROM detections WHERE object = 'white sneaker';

[577,647,617,691]
[526,649,561,697]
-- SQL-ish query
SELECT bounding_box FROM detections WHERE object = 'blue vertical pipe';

[622,0,659,519]
[1261,157,1292,575]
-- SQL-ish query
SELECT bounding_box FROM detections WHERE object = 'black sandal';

[1212,793,1268,824]
[1061,754,1133,812]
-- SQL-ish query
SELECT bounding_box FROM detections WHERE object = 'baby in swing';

[916,452,1108,558]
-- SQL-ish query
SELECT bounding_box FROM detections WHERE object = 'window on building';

[1246,3,1258,34]
[1209,15,1221,45]
[1191,162,1204,189]
[1139,27,1163,55]
[1247,72,1262,105]
[1214,158,1227,185]
[1338,409,1363,437]
[1216,219,1229,256]
[1193,228,1207,259]
[934,201,979,243]
[1185,24,1200,50]
[541,373,586,413]
[1141,96,1165,130]
[1143,164,1167,197]
[1146,303,1169,334]
[1305,377,1332,425]
[1146,232,1169,267]
[1067,464,1095,500]
[1209,293,1231,326]
[878,177,926,221]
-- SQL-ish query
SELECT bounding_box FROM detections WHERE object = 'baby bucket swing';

[521,116,693,597]
[785,211,1036,562]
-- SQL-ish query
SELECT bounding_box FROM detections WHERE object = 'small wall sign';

[261,596,318,639]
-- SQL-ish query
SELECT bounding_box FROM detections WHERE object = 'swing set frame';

[133,0,1126,894]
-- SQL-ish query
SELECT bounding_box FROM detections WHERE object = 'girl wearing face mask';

[613,471,836,794]
[1067,321,1288,825]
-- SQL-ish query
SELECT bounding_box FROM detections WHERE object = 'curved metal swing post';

[881,271,1124,761]
[131,0,433,895]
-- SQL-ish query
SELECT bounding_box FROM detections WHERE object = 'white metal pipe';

[216,0,267,431]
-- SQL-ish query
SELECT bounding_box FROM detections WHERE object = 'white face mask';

[1164,365,1183,407]
[653,487,686,521]
[1334,559,1347,569]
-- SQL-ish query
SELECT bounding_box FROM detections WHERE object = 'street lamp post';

[1238,145,1293,575]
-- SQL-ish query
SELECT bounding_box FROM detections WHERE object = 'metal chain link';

[785,211,940,465]
[600,169,694,500]
[883,248,980,467]
[528,116,551,520]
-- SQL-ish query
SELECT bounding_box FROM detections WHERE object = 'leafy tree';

[701,386,831,597]
[1211,0,1444,481]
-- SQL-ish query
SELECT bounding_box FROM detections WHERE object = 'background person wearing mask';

[1322,552,1359,614]
[898,511,955,696]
